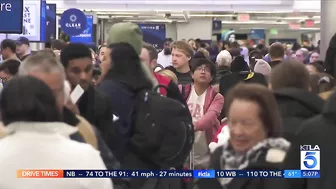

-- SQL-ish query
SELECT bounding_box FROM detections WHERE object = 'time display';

[301,170,320,178]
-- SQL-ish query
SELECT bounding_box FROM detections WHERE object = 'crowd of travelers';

[0,22,335,189]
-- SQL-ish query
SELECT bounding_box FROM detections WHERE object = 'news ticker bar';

[17,170,320,179]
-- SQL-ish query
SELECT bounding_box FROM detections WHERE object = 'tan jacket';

[319,91,333,100]
[0,122,5,138]
[0,116,98,150]
[75,115,98,150]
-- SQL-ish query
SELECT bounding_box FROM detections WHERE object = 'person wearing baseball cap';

[15,37,30,61]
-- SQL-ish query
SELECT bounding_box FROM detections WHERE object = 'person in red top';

[140,43,185,104]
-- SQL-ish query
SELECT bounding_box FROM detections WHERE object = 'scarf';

[219,137,290,186]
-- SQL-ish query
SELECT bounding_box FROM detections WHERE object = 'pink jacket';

[179,84,224,144]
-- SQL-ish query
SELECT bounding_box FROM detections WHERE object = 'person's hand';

[65,99,80,115]
[53,50,60,56]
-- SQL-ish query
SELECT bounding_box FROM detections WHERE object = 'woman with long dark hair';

[99,42,154,161]
[103,42,153,90]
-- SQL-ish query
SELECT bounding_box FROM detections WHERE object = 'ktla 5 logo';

[300,145,320,170]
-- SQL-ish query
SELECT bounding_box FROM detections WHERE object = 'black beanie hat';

[230,56,250,72]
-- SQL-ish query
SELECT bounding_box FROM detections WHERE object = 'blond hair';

[197,48,210,59]
[171,40,194,58]
[158,69,178,85]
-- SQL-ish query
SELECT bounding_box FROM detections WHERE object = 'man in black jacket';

[281,91,336,189]
[60,44,115,148]
[270,60,324,142]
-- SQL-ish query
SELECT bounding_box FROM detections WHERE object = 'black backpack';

[129,85,194,168]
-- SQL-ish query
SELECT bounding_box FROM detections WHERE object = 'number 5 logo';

[304,152,317,169]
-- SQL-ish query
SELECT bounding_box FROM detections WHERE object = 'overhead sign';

[40,0,46,42]
[212,20,222,31]
[270,28,278,35]
[46,4,56,42]
[6,0,42,42]
[289,23,300,30]
[238,14,250,22]
[250,29,265,40]
[0,0,23,33]
[60,8,87,36]
[305,19,315,27]
[70,15,93,44]
[138,24,166,51]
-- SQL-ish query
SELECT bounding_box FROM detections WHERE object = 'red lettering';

[193,104,201,119]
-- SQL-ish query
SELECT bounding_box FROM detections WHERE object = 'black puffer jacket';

[281,91,336,189]
[214,67,231,84]
[273,88,324,142]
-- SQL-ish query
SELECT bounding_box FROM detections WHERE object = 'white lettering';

[0,3,11,12]
[65,23,82,29]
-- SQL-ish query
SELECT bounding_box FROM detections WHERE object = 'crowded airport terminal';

[0,0,335,188]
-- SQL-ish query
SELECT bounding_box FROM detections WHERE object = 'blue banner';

[70,15,93,44]
[40,0,46,42]
[138,24,165,51]
[60,170,287,178]
[60,8,87,36]
[249,29,265,44]
[45,4,56,42]
[0,0,23,33]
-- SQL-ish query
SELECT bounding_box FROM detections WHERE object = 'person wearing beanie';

[107,22,143,55]
[103,22,157,87]
[254,59,272,79]
[105,22,185,104]
[218,56,267,118]
[230,56,250,72]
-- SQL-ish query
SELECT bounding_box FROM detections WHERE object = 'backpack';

[129,85,194,168]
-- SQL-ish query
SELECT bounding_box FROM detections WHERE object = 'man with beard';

[157,38,173,68]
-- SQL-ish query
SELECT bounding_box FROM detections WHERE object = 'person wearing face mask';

[157,38,173,68]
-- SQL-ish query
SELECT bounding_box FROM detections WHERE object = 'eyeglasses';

[196,66,211,73]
